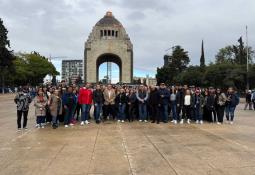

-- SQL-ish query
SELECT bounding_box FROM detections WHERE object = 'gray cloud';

[0,0,255,77]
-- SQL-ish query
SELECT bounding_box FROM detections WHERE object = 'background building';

[62,60,83,84]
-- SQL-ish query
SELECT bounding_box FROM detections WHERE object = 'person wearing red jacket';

[78,83,93,125]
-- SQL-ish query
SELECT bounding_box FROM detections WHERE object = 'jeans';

[138,103,147,121]
[225,105,236,121]
[159,104,169,122]
[170,102,177,120]
[64,108,73,125]
[52,115,58,125]
[118,104,126,120]
[194,107,202,121]
[81,104,91,121]
[216,105,225,123]
[36,115,46,125]
[17,110,28,129]
[94,103,102,121]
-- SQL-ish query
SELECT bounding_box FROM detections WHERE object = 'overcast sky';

[1,0,255,81]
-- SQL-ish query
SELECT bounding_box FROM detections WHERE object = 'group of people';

[14,83,244,130]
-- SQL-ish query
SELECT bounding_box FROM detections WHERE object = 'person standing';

[79,83,93,125]
[136,85,149,122]
[127,89,137,122]
[215,88,227,124]
[225,87,239,124]
[176,86,184,123]
[181,89,193,124]
[62,86,77,128]
[148,86,160,124]
[34,89,48,128]
[158,83,170,123]
[14,86,32,131]
[49,90,62,129]
[252,90,255,110]
[205,88,216,123]
[244,90,252,110]
[93,84,104,124]
[103,84,116,120]
[170,87,178,124]
[193,89,205,124]
[116,88,128,122]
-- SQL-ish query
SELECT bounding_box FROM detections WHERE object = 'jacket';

[34,95,48,116]
[93,89,104,104]
[103,89,116,105]
[62,92,77,109]
[78,88,93,105]
[158,88,170,105]
[136,90,149,104]
[116,92,128,105]
[128,93,137,104]
[49,95,62,117]
[14,92,32,111]
[148,89,160,106]
[226,93,239,107]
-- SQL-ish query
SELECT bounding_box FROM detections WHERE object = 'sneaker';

[35,124,39,128]
[64,125,68,128]
[85,120,90,125]
[17,128,22,132]
[230,121,234,125]
[23,127,28,130]
[80,121,84,126]
[170,120,174,123]
[139,120,142,122]
[70,123,74,126]
[196,120,199,124]
[144,120,148,123]
[117,120,121,122]
[173,120,177,124]
[200,120,203,124]
[180,119,184,124]
[187,119,190,124]
[41,125,45,128]
[121,120,125,123]
[217,122,221,125]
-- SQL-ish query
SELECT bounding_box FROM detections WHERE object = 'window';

[115,31,118,37]
[104,30,107,36]
[112,30,114,36]
[108,30,111,36]
[100,30,103,37]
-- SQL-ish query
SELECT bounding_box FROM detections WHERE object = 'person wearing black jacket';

[205,88,216,123]
[116,88,128,122]
[176,86,184,122]
[148,86,160,124]
[225,87,239,124]
[158,83,170,123]
[93,84,104,124]
[127,89,137,122]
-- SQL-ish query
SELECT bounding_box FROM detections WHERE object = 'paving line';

[118,123,136,175]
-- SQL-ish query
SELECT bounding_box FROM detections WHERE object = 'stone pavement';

[0,94,255,175]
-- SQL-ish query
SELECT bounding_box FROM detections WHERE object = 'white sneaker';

[35,124,39,128]
[117,120,121,122]
[180,119,184,124]
[64,125,68,128]
[70,123,74,126]
[121,120,125,123]
[217,122,221,125]
[173,120,177,124]
[230,121,234,125]
[144,120,148,123]
[196,120,199,124]
[80,121,84,126]
[200,120,203,124]
[187,119,191,124]
[85,120,90,125]
[171,120,174,123]
[41,125,45,128]
[139,120,142,122]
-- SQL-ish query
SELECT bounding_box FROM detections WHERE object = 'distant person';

[79,83,93,125]
[193,89,205,124]
[148,86,160,124]
[181,89,192,124]
[116,88,128,122]
[158,83,170,123]
[215,88,227,124]
[252,90,255,110]
[49,90,62,129]
[225,87,239,124]
[244,90,252,110]
[62,86,77,127]
[34,89,48,128]
[93,84,104,124]
[103,84,116,120]
[14,86,32,131]
[127,89,137,122]
[170,86,178,124]
[136,85,149,122]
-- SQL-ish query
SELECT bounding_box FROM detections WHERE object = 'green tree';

[0,18,15,93]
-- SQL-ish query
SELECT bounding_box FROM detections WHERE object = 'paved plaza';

[0,94,255,175]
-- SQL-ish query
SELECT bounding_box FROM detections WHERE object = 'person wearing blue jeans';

[225,87,239,124]
[116,88,128,122]
[81,104,91,122]
[170,87,178,124]
[193,89,205,124]
[136,85,149,122]
[158,83,170,123]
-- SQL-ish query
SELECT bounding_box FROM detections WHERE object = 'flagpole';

[246,25,249,90]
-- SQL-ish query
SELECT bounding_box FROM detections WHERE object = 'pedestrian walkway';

[0,95,255,175]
